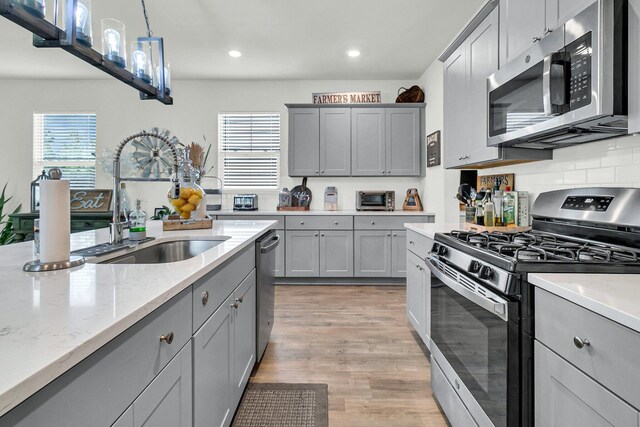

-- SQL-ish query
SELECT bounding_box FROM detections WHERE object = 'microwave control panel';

[561,196,613,212]
[567,32,592,110]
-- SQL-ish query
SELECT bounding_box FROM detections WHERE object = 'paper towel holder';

[23,168,86,272]
[23,256,86,272]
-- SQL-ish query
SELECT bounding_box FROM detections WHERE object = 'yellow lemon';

[188,194,201,205]
[179,187,191,199]
[180,211,191,219]
[195,189,203,198]
[171,198,185,208]
[181,203,195,212]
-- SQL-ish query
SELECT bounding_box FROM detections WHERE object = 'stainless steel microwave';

[356,191,395,211]
[487,0,627,148]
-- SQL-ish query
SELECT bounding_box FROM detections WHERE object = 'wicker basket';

[396,85,425,103]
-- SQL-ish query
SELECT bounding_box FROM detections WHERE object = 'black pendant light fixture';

[0,0,173,105]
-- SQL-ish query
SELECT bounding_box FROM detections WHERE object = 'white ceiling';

[0,0,485,80]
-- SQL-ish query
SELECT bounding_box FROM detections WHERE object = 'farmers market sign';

[312,91,381,104]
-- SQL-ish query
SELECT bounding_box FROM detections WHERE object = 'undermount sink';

[98,238,230,264]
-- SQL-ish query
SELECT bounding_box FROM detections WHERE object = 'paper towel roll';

[39,179,70,263]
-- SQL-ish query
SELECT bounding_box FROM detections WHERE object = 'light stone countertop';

[0,219,276,417]
[529,274,640,334]
[214,209,436,216]
[404,222,462,239]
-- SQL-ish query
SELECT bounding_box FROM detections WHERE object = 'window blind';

[33,114,97,189]
[218,113,280,189]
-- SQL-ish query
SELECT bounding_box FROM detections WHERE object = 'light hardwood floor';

[250,285,449,427]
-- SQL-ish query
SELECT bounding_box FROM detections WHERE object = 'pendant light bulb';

[75,2,88,29]
[132,50,147,73]
[104,28,120,55]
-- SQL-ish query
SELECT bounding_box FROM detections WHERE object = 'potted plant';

[0,184,22,245]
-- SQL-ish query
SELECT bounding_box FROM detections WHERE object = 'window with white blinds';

[33,113,97,189]
[218,113,280,189]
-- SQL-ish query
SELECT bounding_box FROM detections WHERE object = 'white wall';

[0,78,429,215]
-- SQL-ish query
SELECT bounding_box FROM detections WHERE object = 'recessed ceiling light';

[347,49,360,58]
[228,50,242,58]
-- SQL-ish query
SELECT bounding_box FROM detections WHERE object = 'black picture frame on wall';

[427,130,441,167]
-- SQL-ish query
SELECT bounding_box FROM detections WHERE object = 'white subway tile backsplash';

[574,158,601,170]
[587,167,615,184]
[563,169,587,184]
[601,148,634,167]
[616,165,640,182]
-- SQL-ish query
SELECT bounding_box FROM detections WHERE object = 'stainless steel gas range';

[427,187,640,427]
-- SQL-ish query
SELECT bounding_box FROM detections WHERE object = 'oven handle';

[426,255,509,321]
[543,51,571,116]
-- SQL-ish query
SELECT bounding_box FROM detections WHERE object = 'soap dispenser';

[129,199,147,241]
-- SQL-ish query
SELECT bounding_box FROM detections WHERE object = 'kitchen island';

[0,219,276,426]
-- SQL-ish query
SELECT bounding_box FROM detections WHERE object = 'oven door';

[427,255,519,427]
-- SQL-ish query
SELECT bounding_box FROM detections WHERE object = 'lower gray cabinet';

[132,342,192,427]
[193,270,257,427]
[232,271,257,407]
[406,252,426,342]
[319,230,354,277]
[354,230,391,277]
[391,231,406,278]
[274,230,285,278]
[534,341,640,427]
[285,231,320,277]
[112,407,133,427]
[193,293,234,427]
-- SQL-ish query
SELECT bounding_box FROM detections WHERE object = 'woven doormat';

[232,383,328,427]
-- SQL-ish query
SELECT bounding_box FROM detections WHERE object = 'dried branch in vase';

[188,136,214,181]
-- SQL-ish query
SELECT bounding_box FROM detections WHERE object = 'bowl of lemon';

[169,184,204,219]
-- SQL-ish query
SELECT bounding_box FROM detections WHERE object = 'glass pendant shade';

[155,61,171,95]
[74,0,92,46]
[101,18,126,68]
[130,41,152,84]
[17,0,45,18]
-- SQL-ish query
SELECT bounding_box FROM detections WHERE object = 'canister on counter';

[324,187,338,211]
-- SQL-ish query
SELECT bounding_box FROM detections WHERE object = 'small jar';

[278,188,291,207]
[168,149,204,220]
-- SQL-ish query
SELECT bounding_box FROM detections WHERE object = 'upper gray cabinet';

[351,108,387,176]
[500,0,593,65]
[288,108,320,176]
[287,104,425,177]
[385,108,421,176]
[320,108,351,176]
[441,4,552,169]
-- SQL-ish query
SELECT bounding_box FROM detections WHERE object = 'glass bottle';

[484,194,495,227]
[168,148,204,220]
[129,199,147,241]
[493,178,502,226]
[502,187,516,226]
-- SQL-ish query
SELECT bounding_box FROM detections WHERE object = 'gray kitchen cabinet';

[546,0,593,30]
[193,293,234,427]
[285,230,320,277]
[288,108,320,176]
[193,270,256,427]
[391,231,407,277]
[535,341,640,427]
[319,230,354,277]
[385,108,421,176]
[443,44,468,169]
[499,0,546,66]
[320,108,351,176]
[133,342,192,427]
[232,271,257,408]
[354,230,392,277]
[406,251,425,339]
[351,108,387,176]
[274,230,285,278]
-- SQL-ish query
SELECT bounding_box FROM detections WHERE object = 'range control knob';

[436,245,448,256]
[479,266,494,280]
[469,260,482,274]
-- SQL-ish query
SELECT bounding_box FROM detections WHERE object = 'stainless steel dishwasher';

[256,230,279,362]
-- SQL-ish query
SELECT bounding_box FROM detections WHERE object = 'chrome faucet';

[110,131,181,245]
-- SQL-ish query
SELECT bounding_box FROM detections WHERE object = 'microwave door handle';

[543,52,571,116]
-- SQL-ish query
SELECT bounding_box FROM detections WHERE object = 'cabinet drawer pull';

[573,336,590,349]
[387,233,391,237]
[320,233,325,237]
[409,240,415,245]
[544,27,553,35]
[160,332,174,345]
[201,290,209,305]
[371,221,375,225]
[334,221,338,225]
[236,296,244,303]
[533,36,542,43]
[314,233,319,237]
[231,302,239,309]
[315,170,319,174]
[300,221,304,225]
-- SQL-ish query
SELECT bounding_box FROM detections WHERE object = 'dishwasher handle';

[260,234,280,253]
